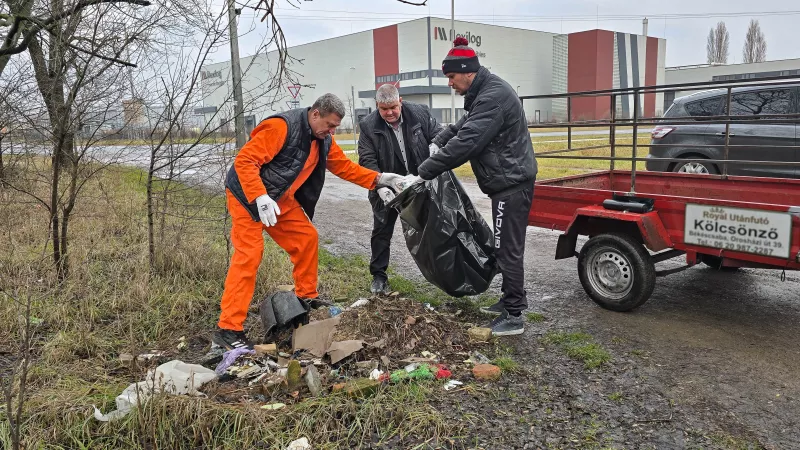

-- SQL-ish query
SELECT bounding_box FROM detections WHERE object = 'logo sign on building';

[684,204,792,259]
[432,26,482,47]
[201,70,222,80]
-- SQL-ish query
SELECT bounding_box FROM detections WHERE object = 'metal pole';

[450,0,455,124]
[631,91,639,194]
[610,94,617,172]
[643,17,648,37]
[351,84,357,144]
[227,0,246,150]
[567,97,572,151]
[723,87,732,178]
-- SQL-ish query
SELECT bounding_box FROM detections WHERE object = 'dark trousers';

[369,192,398,281]
[492,182,535,316]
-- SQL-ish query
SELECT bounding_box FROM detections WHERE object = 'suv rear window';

[726,89,793,117]
[683,96,722,119]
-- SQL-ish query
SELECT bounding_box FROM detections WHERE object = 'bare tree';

[1,286,36,450]
[742,19,767,64]
[1,0,171,280]
[0,0,152,77]
[707,21,729,64]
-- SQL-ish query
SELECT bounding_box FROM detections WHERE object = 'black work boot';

[370,277,390,295]
[212,328,254,351]
[489,310,525,337]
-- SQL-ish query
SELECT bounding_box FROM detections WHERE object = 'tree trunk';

[50,144,63,279]
[146,156,156,271]
[0,135,5,185]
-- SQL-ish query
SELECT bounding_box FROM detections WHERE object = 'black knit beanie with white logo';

[442,36,480,74]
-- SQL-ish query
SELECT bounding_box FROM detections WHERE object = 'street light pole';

[350,67,357,145]
[450,0,455,124]
[227,0,246,150]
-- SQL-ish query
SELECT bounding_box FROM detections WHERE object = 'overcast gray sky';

[228,0,799,68]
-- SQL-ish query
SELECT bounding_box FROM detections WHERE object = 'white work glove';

[376,187,396,204]
[428,142,440,156]
[376,172,404,189]
[255,194,281,227]
[396,174,424,191]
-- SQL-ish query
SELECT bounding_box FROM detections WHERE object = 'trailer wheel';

[578,233,656,312]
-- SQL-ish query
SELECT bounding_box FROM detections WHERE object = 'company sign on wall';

[432,26,486,56]
[201,69,226,89]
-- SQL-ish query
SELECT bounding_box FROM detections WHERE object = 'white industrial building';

[198,17,666,132]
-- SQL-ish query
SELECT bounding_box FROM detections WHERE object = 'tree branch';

[0,0,151,57]
[396,0,427,5]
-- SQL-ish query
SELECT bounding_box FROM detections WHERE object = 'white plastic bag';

[93,360,217,422]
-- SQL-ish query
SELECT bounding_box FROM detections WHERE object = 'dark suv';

[646,84,799,178]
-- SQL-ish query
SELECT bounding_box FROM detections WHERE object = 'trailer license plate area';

[684,204,792,259]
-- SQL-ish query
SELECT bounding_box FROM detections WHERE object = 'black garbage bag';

[387,171,497,297]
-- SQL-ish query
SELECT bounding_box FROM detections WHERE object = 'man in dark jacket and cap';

[357,84,443,294]
[400,37,538,336]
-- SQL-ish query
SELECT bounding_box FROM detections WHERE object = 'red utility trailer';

[522,76,800,311]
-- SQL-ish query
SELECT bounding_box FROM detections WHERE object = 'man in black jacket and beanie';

[358,84,442,295]
[401,37,538,336]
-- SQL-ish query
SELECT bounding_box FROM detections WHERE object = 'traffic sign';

[288,84,301,99]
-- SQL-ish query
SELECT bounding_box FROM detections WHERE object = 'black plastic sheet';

[387,171,497,297]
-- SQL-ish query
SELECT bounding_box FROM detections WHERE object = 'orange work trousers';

[217,190,319,331]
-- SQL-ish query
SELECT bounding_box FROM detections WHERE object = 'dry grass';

[0,158,463,449]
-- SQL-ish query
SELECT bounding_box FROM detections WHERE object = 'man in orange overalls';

[214,94,405,350]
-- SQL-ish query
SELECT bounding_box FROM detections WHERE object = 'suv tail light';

[651,127,675,139]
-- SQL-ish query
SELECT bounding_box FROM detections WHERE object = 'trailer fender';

[555,205,673,259]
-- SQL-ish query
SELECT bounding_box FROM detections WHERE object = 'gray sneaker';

[479,301,505,316]
[489,310,525,337]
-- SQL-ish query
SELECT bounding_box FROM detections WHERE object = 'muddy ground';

[313,174,800,449]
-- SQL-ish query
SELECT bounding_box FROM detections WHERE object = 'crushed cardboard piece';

[254,343,277,356]
[468,327,492,342]
[327,340,364,364]
[292,316,341,357]
[237,365,266,379]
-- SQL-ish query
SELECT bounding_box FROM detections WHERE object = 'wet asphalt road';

[314,173,800,448]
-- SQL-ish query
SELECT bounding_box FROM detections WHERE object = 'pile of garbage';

[203,294,501,404]
[95,291,506,446]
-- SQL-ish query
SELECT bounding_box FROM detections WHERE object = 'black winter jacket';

[417,67,537,197]
[357,101,442,176]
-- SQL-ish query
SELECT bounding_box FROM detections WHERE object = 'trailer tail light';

[651,127,675,139]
